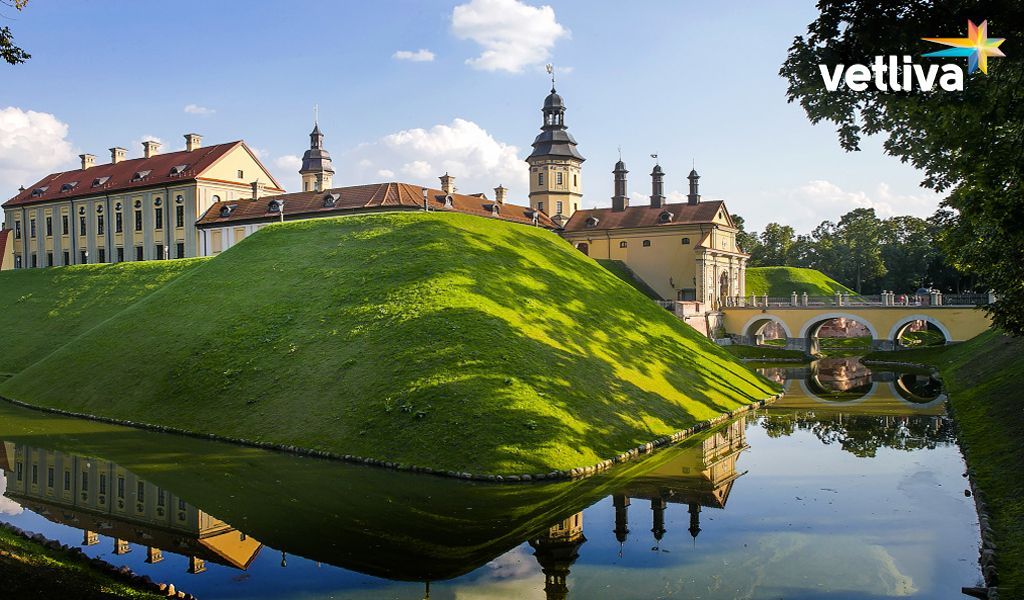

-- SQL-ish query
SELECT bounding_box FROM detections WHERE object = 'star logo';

[922,19,1006,74]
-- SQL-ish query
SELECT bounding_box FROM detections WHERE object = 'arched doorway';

[719,271,730,307]
[742,315,792,348]
[575,242,589,256]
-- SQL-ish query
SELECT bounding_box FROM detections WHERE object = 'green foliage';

[723,344,807,361]
[780,2,1024,333]
[866,329,1024,594]
[0,260,205,373]
[595,259,662,300]
[1,1,31,65]
[0,212,777,474]
[745,266,853,297]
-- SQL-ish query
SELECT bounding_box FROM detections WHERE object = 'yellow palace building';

[2,84,747,315]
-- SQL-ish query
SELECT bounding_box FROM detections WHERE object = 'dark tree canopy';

[1,0,30,65]
[780,1,1024,333]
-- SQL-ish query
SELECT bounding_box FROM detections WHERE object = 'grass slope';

[723,344,807,360]
[0,526,164,599]
[1,212,776,475]
[746,266,854,297]
[0,261,204,374]
[867,330,1024,595]
[595,259,662,300]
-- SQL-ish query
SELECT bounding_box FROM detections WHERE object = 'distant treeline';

[735,208,975,295]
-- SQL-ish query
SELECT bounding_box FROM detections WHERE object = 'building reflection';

[527,417,747,598]
[0,442,262,572]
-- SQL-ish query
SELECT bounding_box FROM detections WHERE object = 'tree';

[781,1,1024,333]
[732,214,762,261]
[754,223,798,266]
[1,0,30,65]
[879,216,935,293]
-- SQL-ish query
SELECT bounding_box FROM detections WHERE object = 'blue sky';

[0,0,943,232]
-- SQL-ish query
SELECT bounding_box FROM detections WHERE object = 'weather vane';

[651,153,659,165]
[546,63,555,88]
[314,103,319,124]
[618,146,622,161]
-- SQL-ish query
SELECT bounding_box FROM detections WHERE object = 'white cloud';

[0,472,23,516]
[745,180,944,232]
[271,155,303,192]
[0,106,77,196]
[183,103,215,116]
[343,118,528,198]
[451,0,569,73]
[393,49,435,62]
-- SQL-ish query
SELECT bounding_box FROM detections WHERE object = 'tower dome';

[299,121,335,192]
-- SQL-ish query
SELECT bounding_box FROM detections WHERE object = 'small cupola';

[687,168,701,205]
[440,173,456,195]
[80,154,96,170]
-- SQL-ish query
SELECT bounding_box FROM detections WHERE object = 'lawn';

[723,344,807,361]
[866,329,1024,596]
[0,212,777,475]
[745,266,854,297]
[0,260,204,373]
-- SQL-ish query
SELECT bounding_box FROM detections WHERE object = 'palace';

[1,85,747,312]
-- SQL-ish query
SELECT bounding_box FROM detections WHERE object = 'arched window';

[681,237,690,245]
[619,241,628,248]
[642,240,651,247]
[212,195,220,204]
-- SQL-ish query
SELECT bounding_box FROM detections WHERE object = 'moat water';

[0,358,983,599]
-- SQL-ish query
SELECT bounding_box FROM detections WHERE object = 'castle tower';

[526,84,585,227]
[300,122,335,192]
[529,512,586,600]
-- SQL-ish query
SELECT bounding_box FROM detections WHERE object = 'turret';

[612,159,628,211]
[687,168,701,205]
[650,162,665,208]
[300,121,335,192]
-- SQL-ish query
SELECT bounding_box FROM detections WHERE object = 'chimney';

[142,140,162,159]
[439,172,455,195]
[494,185,507,205]
[611,160,629,211]
[251,180,266,199]
[650,164,666,208]
[184,133,202,152]
[110,147,127,164]
[79,154,96,170]
[687,169,701,205]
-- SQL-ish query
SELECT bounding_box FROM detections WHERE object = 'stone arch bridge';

[722,304,992,353]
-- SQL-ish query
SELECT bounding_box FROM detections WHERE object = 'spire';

[300,115,335,192]
[688,503,702,541]
[651,498,667,546]
[687,167,701,205]
[612,158,628,211]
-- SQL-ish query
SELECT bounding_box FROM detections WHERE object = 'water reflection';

[0,359,981,599]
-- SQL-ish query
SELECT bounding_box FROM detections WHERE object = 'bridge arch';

[887,314,952,346]
[740,314,793,345]
[799,312,880,355]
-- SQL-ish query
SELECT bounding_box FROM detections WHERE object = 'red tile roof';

[561,200,728,232]
[0,228,10,267]
[197,182,556,229]
[3,142,283,209]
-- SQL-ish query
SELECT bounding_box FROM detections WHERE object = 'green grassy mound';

[0,261,204,373]
[724,344,807,361]
[0,212,776,475]
[746,266,854,297]
[595,259,662,300]
[867,329,1024,595]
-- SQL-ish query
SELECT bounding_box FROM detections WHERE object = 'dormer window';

[490,204,500,216]
[92,176,110,187]
[443,195,454,208]
[169,164,190,175]
[585,216,600,228]
[219,205,236,218]
[267,200,281,213]
[31,186,48,197]
[658,210,674,223]
[131,170,151,182]
[60,182,79,193]
[322,193,339,208]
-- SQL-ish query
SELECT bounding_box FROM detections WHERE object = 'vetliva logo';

[819,19,1005,92]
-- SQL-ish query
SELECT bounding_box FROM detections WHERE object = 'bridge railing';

[724,291,993,309]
